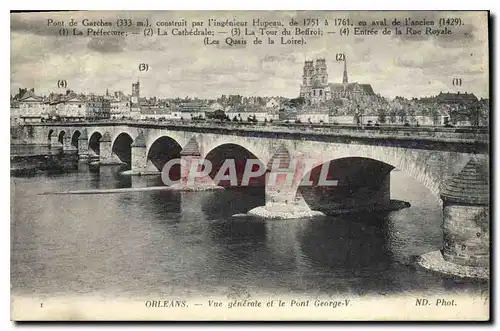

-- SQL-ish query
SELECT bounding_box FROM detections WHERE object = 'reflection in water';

[201,187,265,218]
[99,165,132,188]
[11,144,61,156]
[263,219,308,276]
[299,214,391,271]
[10,164,488,298]
[130,175,163,188]
[126,190,181,220]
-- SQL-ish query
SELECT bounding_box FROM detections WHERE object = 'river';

[10,146,487,299]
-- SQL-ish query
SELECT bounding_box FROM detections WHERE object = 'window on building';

[313,90,316,96]
[319,90,323,96]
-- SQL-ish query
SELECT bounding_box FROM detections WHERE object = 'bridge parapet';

[27,120,489,146]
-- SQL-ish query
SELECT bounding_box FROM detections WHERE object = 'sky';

[10,10,489,99]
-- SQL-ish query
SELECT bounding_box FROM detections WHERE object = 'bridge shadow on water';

[199,191,488,295]
[128,189,182,221]
[189,187,423,294]
[87,164,132,189]
[201,187,267,247]
[201,187,266,219]
[300,211,488,295]
[295,213,408,295]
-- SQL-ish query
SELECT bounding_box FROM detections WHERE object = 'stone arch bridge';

[27,122,488,206]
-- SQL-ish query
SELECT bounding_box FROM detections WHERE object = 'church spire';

[343,58,348,84]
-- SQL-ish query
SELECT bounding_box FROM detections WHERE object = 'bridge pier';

[62,135,77,153]
[99,132,123,165]
[49,135,60,149]
[265,167,299,205]
[418,157,489,279]
[168,136,222,191]
[247,145,323,219]
[247,172,322,220]
[131,133,146,173]
[78,130,89,161]
[129,132,160,175]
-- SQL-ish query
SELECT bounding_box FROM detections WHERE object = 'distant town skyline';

[11,11,489,99]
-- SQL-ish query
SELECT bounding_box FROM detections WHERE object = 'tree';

[289,97,305,108]
[377,108,387,124]
[397,108,407,124]
[469,103,481,126]
[430,106,440,126]
[387,109,396,124]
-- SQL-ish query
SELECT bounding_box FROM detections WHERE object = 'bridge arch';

[200,136,271,165]
[297,157,395,213]
[146,136,183,172]
[145,131,187,154]
[88,131,102,155]
[204,143,267,187]
[291,142,473,202]
[111,132,134,164]
[71,130,81,149]
[57,131,66,145]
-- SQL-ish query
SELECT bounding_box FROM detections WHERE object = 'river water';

[10,146,487,299]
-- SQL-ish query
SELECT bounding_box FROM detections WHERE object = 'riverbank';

[11,150,79,175]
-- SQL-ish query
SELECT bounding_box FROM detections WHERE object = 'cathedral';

[299,58,375,106]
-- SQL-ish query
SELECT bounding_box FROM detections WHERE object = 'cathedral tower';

[343,58,348,84]
[302,60,314,86]
[300,60,314,100]
[315,58,328,85]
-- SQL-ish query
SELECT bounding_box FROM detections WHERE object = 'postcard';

[10,10,490,321]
